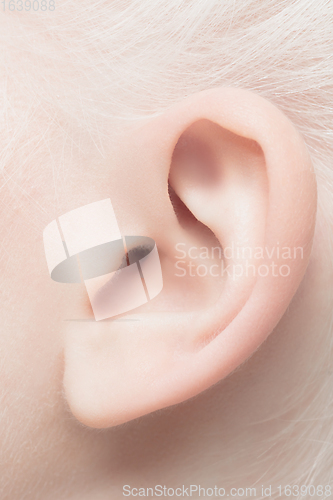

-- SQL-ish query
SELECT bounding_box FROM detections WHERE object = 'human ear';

[62,88,316,428]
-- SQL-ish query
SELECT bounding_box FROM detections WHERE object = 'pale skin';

[0,44,331,500]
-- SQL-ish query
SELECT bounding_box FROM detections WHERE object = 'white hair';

[1,0,333,496]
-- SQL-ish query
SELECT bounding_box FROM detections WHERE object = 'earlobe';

[63,88,317,428]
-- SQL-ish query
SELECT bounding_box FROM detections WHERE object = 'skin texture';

[1,0,333,495]
[1,82,328,499]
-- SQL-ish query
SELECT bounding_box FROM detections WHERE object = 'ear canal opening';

[168,179,220,250]
[168,121,223,252]
[168,180,198,228]
[168,180,222,256]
